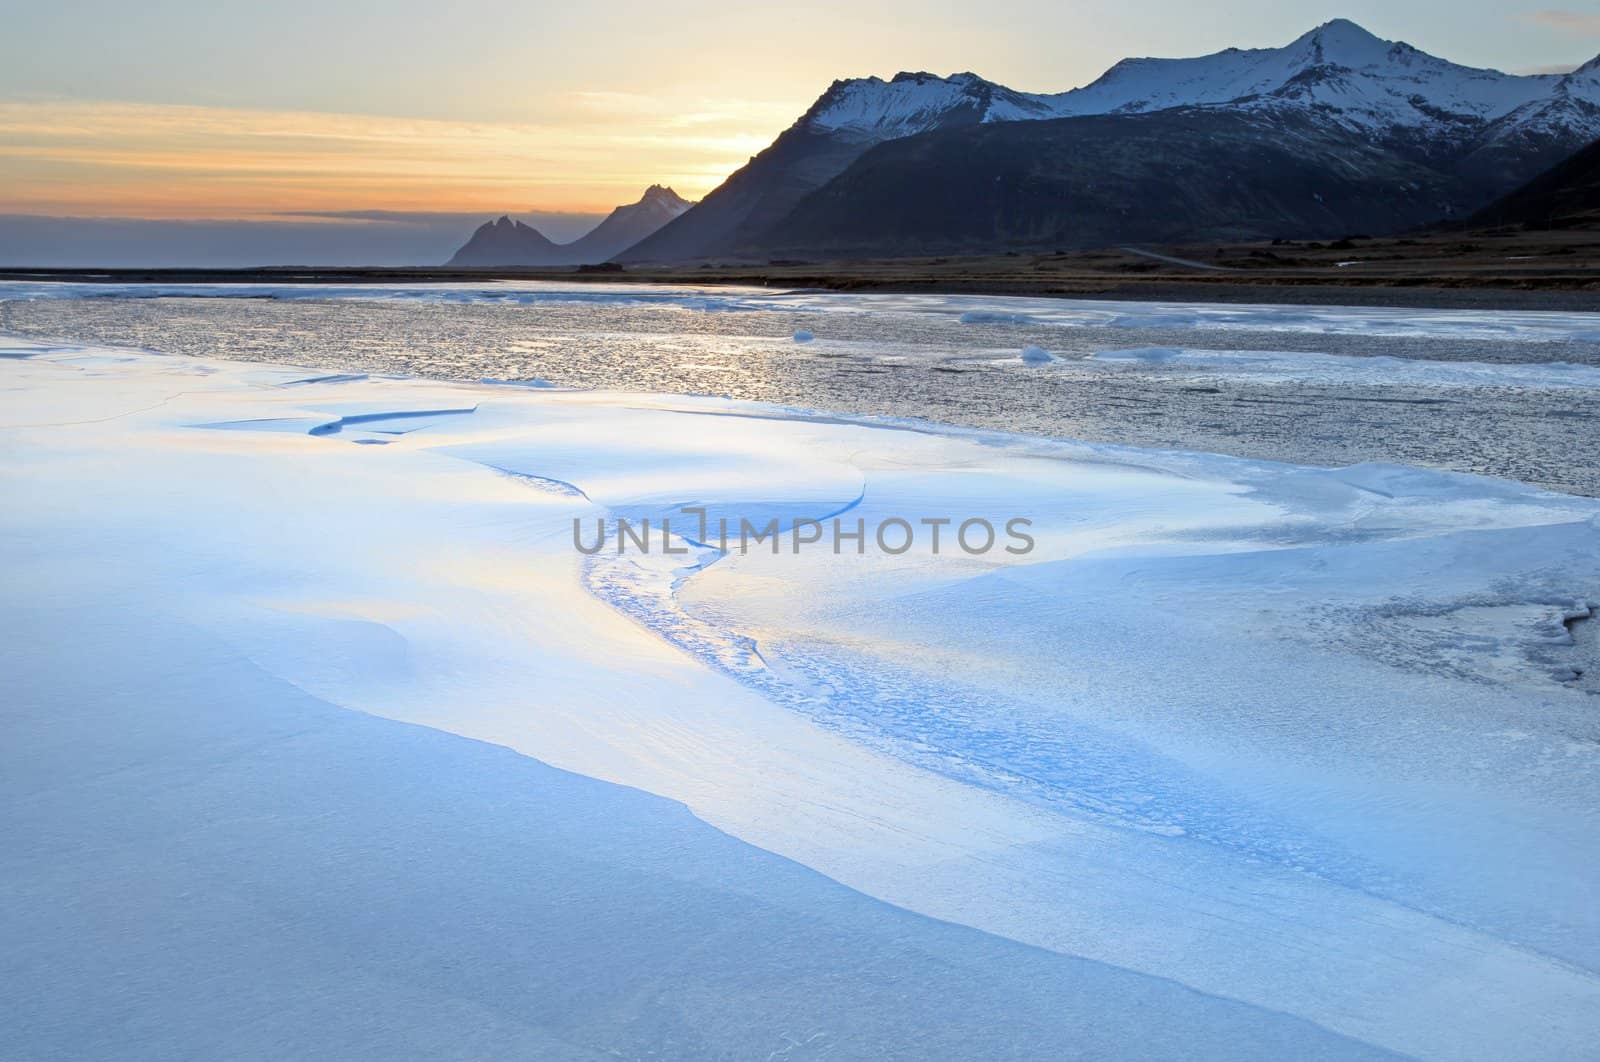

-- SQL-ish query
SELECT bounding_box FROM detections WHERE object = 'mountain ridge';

[615,20,1600,262]
[449,186,690,266]
[761,106,1467,257]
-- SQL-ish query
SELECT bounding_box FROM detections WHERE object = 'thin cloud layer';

[1516,9,1600,34]
[0,97,779,218]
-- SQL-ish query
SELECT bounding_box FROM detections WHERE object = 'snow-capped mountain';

[617,20,1600,262]
[800,70,1068,138]
[1055,19,1600,188]
[1054,19,1572,128]
[617,73,1045,261]
[798,20,1599,143]
[449,186,691,266]
[1463,57,1600,185]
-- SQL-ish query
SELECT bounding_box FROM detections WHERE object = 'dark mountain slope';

[616,22,1600,263]
[758,109,1466,258]
[611,130,864,262]
[1466,136,1600,230]
[447,187,691,267]
[563,185,691,263]
[447,217,560,267]
[614,72,1059,262]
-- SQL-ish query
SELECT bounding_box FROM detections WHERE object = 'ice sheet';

[5,280,1600,343]
[1086,345,1600,387]
[3,337,1599,1060]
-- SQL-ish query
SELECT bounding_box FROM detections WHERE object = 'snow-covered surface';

[801,70,1068,137]
[1056,19,1591,130]
[935,291,1600,341]
[9,280,1596,498]
[0,279,780,309]
[1086,345,1600,387]
[6,279,1600,346]
[5,333,1600,1059]
[800,20,1600,146]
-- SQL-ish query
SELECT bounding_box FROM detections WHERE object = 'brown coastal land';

[5,227,1598,311]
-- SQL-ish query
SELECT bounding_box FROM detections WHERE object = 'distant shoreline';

[4,229,1598,312]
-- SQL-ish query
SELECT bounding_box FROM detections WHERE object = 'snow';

[1087,345,1600,388]
[1056,19,1579,131]
[7,280,1599,347]
[933,291,1600,341]
[799,20,1600,147]
[4,332,1600,1059]
[0,279,780,311]
[5,545,1359,1062]
[801,70,1068,138]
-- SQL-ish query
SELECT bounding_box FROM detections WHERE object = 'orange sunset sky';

[2,0,1596,220]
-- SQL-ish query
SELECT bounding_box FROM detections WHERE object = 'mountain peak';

[800,69,1063,138]
[1309,17,1380,40]
[640,184,688,206]
[885,70,990,87]
[449,214,559,266]
[451,184,690,266]
[621,22,1600,264]
[1288,18,1393,67]
[789,21,1600,148]
[484,215,543,234]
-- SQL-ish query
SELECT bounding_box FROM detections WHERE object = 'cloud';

[0,212,468,267]
[0,98,780,218]
[270,208,607,243]
[275,208,598,225]
[0,202,625,267]
[567,91,796,128]
[1516,10,1600,34]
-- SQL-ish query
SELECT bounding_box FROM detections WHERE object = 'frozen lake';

[4,285,1600,1059]
[3,280,1599,493]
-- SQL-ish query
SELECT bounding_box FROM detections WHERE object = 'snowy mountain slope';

[617,20,1600,262]
[801,70,1071,137]
[799,20,1600,142]
[1460,59,1600,187]
[1055,20,1575,130]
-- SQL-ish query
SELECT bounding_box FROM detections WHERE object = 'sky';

[0,1,1596,263]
